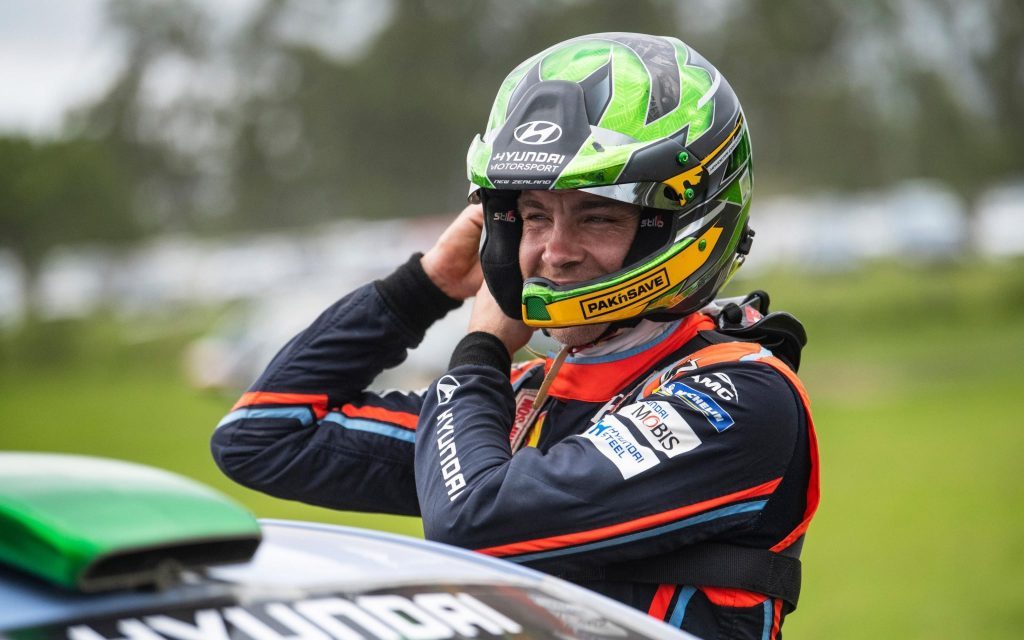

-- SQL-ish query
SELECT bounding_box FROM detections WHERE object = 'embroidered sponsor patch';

[580,416,659,479]
[655,381,735,432]
[617,400,701,457]
[436,375,460,405]
[689,372,739,402]
[508,388,538,448]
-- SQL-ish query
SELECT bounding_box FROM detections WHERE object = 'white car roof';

[2,520,697,639]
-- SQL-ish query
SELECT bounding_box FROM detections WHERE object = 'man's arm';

[211,206,484,515]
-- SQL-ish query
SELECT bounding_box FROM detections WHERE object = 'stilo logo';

[513,120,562,145]
[436,375,461,405]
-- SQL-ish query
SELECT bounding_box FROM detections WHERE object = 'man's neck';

[564,318,680,359]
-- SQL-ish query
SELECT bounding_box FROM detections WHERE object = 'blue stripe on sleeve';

[322,412,417,443]
[216,407,315,430]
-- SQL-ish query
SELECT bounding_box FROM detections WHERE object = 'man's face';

[517,189,640,346]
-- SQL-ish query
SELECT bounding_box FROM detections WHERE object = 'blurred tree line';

[1,0,1022,295]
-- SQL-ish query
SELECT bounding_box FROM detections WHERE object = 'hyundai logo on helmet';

[513,120,563,145]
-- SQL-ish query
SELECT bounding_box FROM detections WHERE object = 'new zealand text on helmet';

[469,33,755,328]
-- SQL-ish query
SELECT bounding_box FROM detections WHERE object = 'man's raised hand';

[421,204,484,300]
[469,279,535,357]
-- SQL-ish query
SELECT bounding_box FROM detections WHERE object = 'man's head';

[469,33,755,338]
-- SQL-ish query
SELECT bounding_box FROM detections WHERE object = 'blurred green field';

[2,259,1022,638]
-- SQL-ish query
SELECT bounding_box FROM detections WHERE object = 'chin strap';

[510,344,570,453]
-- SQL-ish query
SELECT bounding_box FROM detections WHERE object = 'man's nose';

[541,218,584,269]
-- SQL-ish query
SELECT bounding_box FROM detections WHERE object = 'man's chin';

[547,323,610,348]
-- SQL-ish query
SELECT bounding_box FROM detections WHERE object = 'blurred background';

[1,0,1022,637]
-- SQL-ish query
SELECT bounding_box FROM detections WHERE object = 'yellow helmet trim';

[521,225,724,327]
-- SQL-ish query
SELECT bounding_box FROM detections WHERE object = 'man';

[213,33,819,639]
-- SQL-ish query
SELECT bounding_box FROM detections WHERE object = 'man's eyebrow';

[577,199,619,210]
[518,197,545,209]
[517,196,630,212]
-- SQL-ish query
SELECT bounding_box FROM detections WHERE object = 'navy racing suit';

[212,255,819,639]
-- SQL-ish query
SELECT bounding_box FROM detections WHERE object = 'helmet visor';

[579,182,689,211]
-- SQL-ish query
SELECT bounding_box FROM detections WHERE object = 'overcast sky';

[0,1,120,134]
[0,0,394,136]
[0,0,264,135]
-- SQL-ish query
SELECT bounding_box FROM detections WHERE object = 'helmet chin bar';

[519,225,724,328]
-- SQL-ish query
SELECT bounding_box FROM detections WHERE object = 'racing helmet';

[468,33,755,328]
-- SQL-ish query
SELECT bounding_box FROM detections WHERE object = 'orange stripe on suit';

[477,476,781,557]
[341,404,418,430]
[647,584,676,619]
[233,391,329,419]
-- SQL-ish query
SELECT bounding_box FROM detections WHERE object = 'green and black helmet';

[469,33,754,328]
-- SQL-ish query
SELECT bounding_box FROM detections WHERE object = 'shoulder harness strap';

[701,290,808,372]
